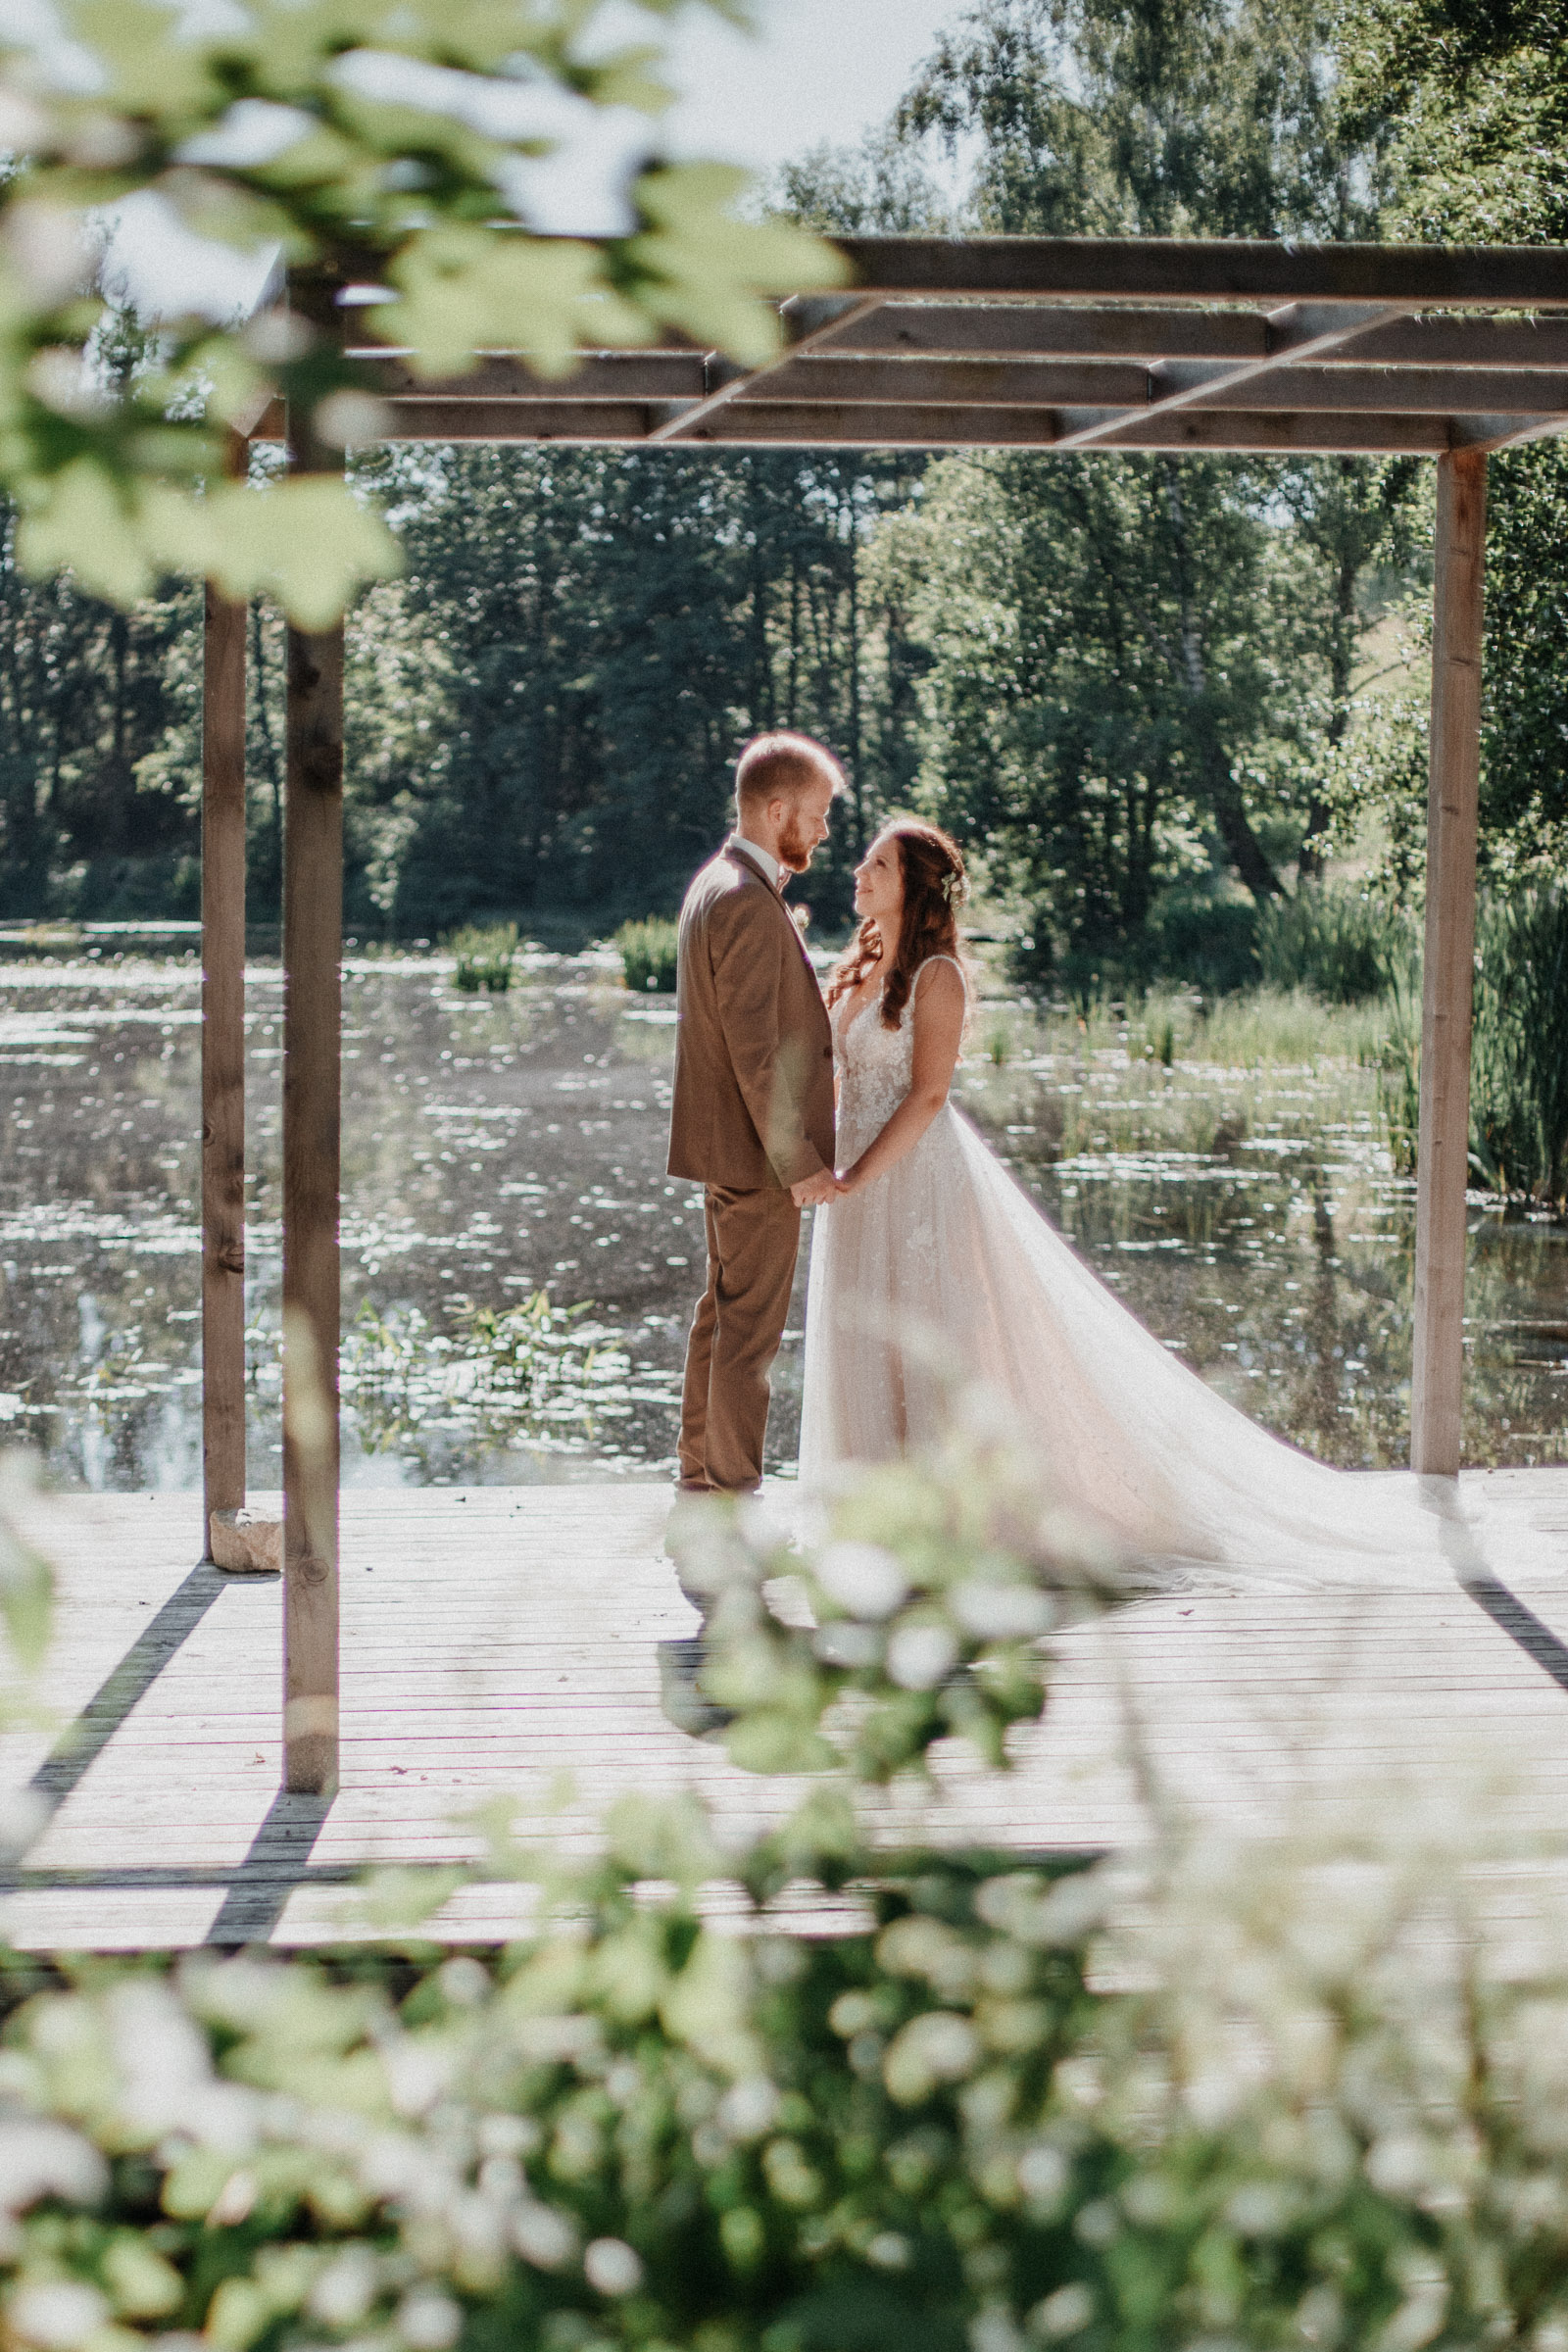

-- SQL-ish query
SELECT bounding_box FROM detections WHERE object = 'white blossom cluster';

[670,1421,1125,1786]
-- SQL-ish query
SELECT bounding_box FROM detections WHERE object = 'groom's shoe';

[657,1636,735,1740]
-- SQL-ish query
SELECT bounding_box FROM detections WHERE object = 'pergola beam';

[1411,449,1488,1477]
[829,235,1568,307]
[377,401,657,443]
[280,301,345,1797]
[643,296,882,445]
[355,351,710,401]
[1454,412,1568,454]
[200,435,249,1557]
[734,356,1153,408]
[320,400,1485,453]
[811,302,1270,362]
[1057,408,1455,453]
[1177,365,1568,414]
[1051,302,1409,450]
[808,304,1568,370]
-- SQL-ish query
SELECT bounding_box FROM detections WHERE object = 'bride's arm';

[838,961,965,1194]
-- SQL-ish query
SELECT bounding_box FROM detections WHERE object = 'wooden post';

[201,437,249,1555]
[281,310,344,1795]
[1411,448,1488,1476]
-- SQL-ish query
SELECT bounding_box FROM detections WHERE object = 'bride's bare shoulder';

[912,956,967,1008]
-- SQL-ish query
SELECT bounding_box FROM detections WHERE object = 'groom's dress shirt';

[732,834,781,891]
[666,834,835,1191]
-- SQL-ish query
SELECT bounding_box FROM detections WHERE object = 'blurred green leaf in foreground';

[0,0,847,621]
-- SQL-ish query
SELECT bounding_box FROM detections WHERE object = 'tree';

[0,502,200,914]
[873,448,1294,978]
[900,0,1375,242]
[1267,457,1424,881]
[320,442,925,938]
[1340,0,1568,878]
[863,0,1417,936]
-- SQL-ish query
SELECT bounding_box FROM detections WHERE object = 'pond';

[2,945,1566,1491]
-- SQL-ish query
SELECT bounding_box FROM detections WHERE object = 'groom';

[668,731,845,1495]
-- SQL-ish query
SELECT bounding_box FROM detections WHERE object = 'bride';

[798,819,1490,1583]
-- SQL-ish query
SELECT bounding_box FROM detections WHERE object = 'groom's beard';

[775,808,819,874]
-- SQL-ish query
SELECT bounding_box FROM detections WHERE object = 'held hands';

[791,1167,849,1208]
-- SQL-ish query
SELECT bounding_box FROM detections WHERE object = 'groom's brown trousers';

[678,1184,801,1493]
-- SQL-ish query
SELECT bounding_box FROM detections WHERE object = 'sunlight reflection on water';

[1,954,1566,1489]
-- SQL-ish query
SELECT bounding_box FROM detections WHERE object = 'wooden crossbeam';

[1052,302,1408,451]
[378,401,656,442]
[808,305,1568,370]
[674,403,1458,453]
[350,351,709,401]
[732,357,1568,418]
[1059,407,1453,453]
[1328,317,1568,370]
[644,296,881,445]
[253,394,1564,453]
[808,304,1270,363]
[269,397,1498,452]
[735,356,1152,408]
[1454,412,1568,454]
[829,235,1568,308]
[663,403,1063,447]
[1180,366,1568,415]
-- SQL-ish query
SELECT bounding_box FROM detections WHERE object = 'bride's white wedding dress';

[798,958,1512,1587]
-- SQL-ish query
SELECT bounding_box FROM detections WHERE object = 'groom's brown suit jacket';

[667,839,835,1190]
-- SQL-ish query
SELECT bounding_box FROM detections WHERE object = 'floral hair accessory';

[940,867,968,907]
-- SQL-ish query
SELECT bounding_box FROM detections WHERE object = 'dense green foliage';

[0,0,1414,948]
[1469,888,1568,1202]
[0,439,925,933]
[1255,883,1411,1005]
[9,0,1568,1062]
[0,511,201,919]
[355,445,923,931]
[1340,0,1568,879]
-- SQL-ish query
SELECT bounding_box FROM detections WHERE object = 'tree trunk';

[1298,460,1361,885]
[1160,461,1283,902]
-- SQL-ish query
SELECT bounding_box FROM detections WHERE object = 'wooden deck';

[6,1475,1568,1950]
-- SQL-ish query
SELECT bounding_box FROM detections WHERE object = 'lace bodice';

[833,956,963,1165]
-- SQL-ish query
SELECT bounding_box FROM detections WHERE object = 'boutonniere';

[791,906,811,937]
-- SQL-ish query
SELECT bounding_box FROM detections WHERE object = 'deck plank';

[2,1477,1568,1947]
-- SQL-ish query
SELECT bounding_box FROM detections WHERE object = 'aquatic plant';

[1470,889,1568,1204]
[983,1017,1014,1068]
[447,924,518,995]
[1256,879,1412,1004]
[615,917,680,996]
[341,1290,643,1456]
[1374,968,1422,1178]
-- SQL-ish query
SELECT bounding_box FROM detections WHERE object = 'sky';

[62,0,969,319]
[659,0,960,176]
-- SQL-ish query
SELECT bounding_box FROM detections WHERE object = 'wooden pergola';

[202,235,1568,1794]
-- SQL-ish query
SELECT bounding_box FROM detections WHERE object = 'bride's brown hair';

[826,820,971,1030]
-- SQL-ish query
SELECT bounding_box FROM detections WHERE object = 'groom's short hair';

[734,731,844,814]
